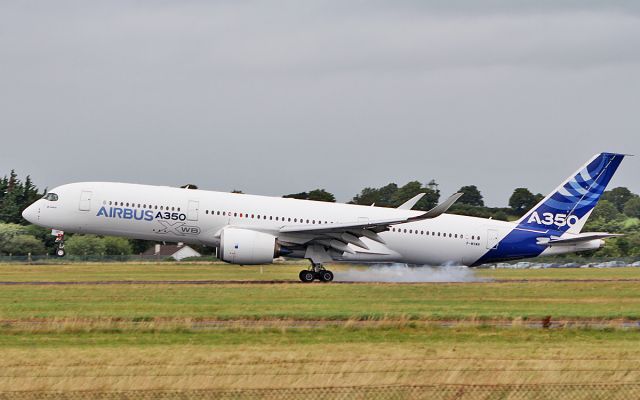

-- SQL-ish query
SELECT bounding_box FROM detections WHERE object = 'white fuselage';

[23,182,592,266]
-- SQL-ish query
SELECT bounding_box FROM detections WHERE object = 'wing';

[396,193,425,210]
[277,193,462,258]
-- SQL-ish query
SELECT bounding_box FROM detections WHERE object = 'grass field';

[0,262,639,395]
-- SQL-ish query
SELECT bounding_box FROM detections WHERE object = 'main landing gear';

[54,231,66,257]
[299,263,334,283]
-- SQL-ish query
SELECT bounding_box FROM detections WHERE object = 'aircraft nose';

[22,203,39,224]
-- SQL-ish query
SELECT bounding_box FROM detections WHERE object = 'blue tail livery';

[517,152,626,233]
[473,152,627,265]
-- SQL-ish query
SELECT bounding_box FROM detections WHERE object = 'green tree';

[351,183,398,207]
[3,234,46,255]
[623,197,640,218]
[391,181,424,206]
[0,170,22,223]
[307,189,336,202]
[509,188,536,215]
[284,189,336,202]
[351,181,440,210]
[103,236,133,255]
[602,187,636,212]
[591,200,620,222]
[0,223,31,254]
[458,185,484,207]
[0,170,41,224]
[129,239,154,254]
[65,235,106,255]
[0,223,28,243]
[283,192,309,200]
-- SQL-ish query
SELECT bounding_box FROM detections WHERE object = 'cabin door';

[486,229,500,250]
[79,191,92,211]
[187,200,199,221]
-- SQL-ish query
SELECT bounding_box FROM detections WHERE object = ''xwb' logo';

[156,221,201,236]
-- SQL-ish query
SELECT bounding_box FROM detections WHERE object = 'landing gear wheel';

[54,231,66,258]
[299,270,315,283]
[318,270,334,282]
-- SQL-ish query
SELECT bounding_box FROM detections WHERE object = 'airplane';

[22,152,627,282]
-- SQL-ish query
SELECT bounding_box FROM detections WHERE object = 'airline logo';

[95,206,200,235]
[96,206,186,221]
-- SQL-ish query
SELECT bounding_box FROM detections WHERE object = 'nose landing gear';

[53,230,65,257]
[298,262,334,283]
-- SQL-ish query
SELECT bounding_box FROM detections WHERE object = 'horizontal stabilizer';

[537,232,623,246]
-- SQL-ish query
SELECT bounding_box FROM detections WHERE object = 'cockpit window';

[43,193,59,201]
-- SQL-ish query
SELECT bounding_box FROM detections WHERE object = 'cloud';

[0,1,638,204]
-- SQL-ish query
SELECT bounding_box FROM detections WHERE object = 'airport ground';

[0,262,639,398]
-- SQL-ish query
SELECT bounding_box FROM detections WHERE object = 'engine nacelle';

[219,228,280,265]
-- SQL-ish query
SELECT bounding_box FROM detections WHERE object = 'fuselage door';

[486,229,500,249]
[187,200,199,221]
[79,191,92,211]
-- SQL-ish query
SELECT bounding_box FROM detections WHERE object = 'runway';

[1,278,640,285]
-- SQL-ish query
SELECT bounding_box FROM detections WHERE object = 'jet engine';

[219,227,281,264]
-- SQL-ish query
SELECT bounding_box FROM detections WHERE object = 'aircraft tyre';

[318,270,334,282]
[299,270,315,283]
[56,248,66,257]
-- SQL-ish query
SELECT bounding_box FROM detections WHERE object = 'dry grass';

[0,263,639,394]
[1,332,640,392]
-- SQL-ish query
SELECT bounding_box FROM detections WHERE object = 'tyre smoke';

[335,264,484,283]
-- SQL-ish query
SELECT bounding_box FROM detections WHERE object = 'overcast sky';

[1,1,638,206]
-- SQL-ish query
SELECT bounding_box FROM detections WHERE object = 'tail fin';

[517,152,626,234]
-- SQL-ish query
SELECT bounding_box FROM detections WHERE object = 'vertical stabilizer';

[517,153,626,234]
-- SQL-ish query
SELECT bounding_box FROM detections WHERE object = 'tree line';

[1,169,639,258]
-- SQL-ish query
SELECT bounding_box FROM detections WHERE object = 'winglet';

[397,193,425,210]
[409,192,463,220]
